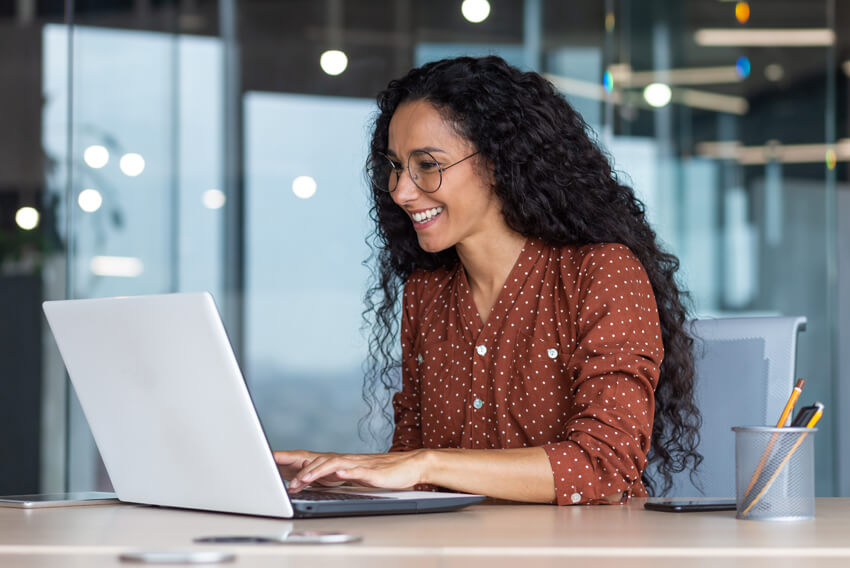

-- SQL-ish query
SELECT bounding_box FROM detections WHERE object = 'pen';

[790,403,820,427]
[741,402,824,516]
[742,379,806,501]
[776,378,805,427]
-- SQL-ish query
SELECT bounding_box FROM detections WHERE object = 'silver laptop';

[42,292,484,518]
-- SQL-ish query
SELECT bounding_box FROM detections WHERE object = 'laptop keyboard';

[290,490,391,502]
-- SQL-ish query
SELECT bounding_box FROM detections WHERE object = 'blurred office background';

[1,0,848,497]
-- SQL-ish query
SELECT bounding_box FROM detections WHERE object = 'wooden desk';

[2,498,850,567]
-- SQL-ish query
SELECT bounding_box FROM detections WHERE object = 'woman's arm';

[274,446,556,503]
[421,447,555,502]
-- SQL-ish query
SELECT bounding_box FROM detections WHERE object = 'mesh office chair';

[653,316,807,497]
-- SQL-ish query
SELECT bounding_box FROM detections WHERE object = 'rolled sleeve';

[546,244,663,505]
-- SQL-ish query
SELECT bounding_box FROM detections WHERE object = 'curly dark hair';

[360,55,701,496]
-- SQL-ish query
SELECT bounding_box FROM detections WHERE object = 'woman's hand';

[273,450,343,487]
[273,449,428,493]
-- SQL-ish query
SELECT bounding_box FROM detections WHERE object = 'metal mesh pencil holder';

[732,426,816,521]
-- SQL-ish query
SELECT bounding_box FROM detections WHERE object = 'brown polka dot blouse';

[389,238,663,505]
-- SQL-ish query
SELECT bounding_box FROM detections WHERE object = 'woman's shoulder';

[547,241,651,297]
[553,241,643,272]
[403,264,458,299]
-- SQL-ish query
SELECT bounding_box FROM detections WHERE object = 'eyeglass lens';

[383,150,442,193]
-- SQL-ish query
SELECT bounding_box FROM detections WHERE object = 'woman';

[275,56,700,505]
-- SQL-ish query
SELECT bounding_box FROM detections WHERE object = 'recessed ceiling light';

[78,189,103,213]
[15,207,39,230]
[83,145,109,169]
[320,50,348,76]
[292,176,317,199]
[643,83,672,108]
[120,153,145,177]
[461,0,490,23]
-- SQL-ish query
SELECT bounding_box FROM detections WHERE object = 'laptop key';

[291,490,391,502]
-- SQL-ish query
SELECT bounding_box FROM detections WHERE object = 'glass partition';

[608,0,839,494]
[42,20,227,491]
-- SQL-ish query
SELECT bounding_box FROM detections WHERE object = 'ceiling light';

[83,145,109,169]
[202,189,226,209]
[120,153,145,177]
[608,64,742,87]
[90,256,144,277]
[461,0,490,24]
[320,50,348,76]
[544,74,623,104]
[546,73,745,115]
[78,189,103,213]
[696,139,850,165]
[694,28,835,47]
[292,176,317,199]
[15,207,39,230]
[675,89,748,115]
[643,83,672,108]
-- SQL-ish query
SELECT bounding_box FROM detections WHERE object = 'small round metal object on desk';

[119,551,236,564]
[195,532,362,545]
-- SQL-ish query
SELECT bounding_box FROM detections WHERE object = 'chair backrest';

[658,316,807,497]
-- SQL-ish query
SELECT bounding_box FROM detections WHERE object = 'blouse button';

[570,493,582,503]
[476,345,487,356]
[416,354,424,364]
[547,348,558,359]
[473,398,484,409]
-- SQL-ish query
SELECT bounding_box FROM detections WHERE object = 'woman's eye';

[416,161,439,172]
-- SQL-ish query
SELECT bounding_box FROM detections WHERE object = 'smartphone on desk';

[644,499,736,513]
[0,492,119,509]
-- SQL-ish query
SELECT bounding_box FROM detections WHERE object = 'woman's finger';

[273,450,316,465]
[288,457,333,490]
[297,456,350,482]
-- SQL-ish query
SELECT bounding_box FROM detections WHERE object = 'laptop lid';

[43,292,295,518]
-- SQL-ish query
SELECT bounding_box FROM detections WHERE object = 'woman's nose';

[391,167,420,203]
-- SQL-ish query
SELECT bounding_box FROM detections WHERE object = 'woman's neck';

[455,227,528,317]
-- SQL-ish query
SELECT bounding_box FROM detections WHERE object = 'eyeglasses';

[374,150,479,193]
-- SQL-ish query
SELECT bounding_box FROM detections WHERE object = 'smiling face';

[386,100,506,254]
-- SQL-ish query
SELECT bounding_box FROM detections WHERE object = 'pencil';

[740,403,823,517]
[741,378,806,501]
[776,378,806,427]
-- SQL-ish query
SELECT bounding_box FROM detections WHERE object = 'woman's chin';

[416,235,451,254]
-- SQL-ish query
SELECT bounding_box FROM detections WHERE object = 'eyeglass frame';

[377,149,480,193]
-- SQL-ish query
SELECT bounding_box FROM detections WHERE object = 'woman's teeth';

[412,207,443,223]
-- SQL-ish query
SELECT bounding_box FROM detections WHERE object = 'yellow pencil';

[741,378,805,501]
[777,378,806,427]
